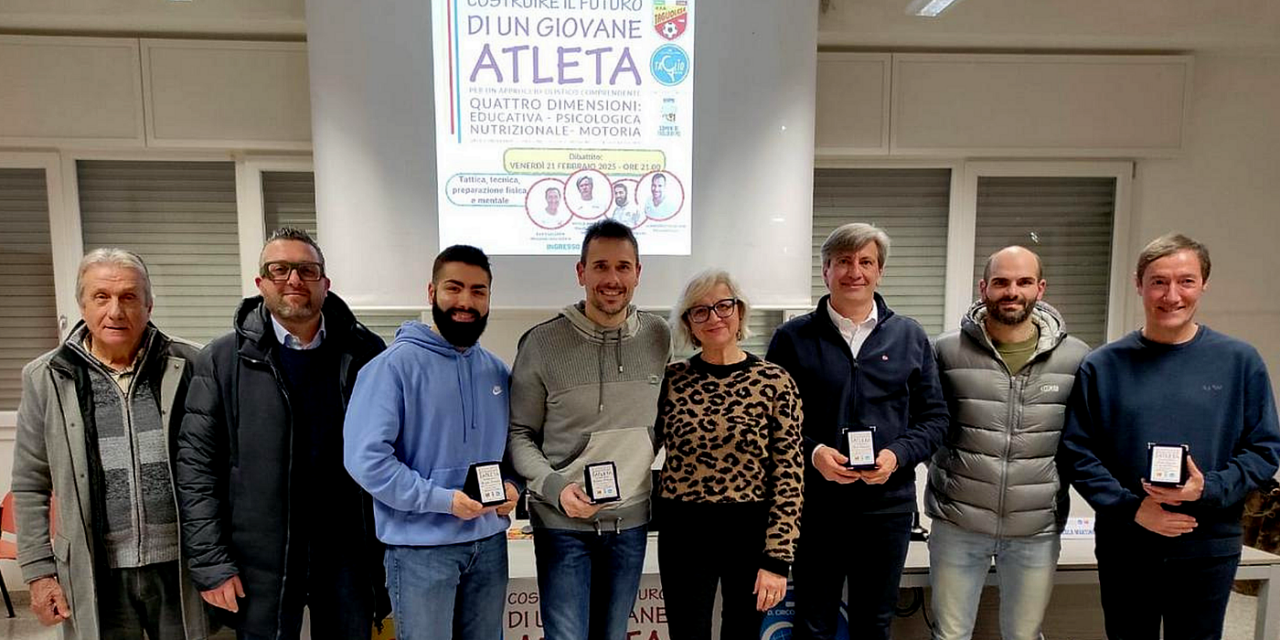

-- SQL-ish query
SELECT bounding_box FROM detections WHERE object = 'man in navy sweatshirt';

[344,245,518,640]
[767,222,949,640]
[1060,233,1280,640]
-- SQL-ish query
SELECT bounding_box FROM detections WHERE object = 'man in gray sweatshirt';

[508,219,671,640]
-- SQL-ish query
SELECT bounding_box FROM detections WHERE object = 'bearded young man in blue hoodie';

[344,245,518,640]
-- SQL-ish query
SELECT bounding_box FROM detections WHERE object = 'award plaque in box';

[1147,443,1189,488]
[841,426,878,470]
[464,461,507,507]
[584,461,621,504]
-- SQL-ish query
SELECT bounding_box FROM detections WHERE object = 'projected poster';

[433,0,694,255]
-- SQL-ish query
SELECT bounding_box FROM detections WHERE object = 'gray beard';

[267,299,321,322]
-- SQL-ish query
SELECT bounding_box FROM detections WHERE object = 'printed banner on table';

[506,574,669,640]
[503,575,845,640]
[433,0,695,255]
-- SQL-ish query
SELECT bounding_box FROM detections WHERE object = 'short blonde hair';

[668,269,752,350]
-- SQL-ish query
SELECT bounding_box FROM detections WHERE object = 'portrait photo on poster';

[525,178,572,230]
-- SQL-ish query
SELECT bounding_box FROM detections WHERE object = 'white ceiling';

[819,0,1280,52]
[0,0,1277,53]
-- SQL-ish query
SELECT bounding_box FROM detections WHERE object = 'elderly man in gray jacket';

[12,249,208,640]
[925,246,1090,640]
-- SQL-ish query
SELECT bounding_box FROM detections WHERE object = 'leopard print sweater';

[656,353,805,567]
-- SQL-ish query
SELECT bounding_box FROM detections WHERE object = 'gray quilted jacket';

[925,301,1091,538]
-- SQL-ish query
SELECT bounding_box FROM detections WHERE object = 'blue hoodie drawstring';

[457,356,470,442]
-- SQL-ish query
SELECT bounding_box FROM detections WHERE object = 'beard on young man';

[432,302,488,348]
[984,292,1036,326]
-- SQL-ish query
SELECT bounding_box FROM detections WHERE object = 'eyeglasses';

[261,261,325,282]
[686,298,738,324]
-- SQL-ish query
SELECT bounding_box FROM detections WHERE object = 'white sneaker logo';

[492,385,503,396]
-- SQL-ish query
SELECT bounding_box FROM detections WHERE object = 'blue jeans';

[383,532,509,640]
[927,520,1061,640]
[533,525,648,640]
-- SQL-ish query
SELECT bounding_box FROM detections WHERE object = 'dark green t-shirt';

[994,326,1039,375]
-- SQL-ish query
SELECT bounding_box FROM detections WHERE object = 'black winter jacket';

[175,293,387,636]
[767,294,949,516]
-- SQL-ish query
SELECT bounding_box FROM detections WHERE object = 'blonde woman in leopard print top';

[655,269,804,640]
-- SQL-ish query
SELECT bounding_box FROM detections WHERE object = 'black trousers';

[792,511,913,640]
[98,560,186,640]
[1096,540,1240,640]
[657,498,771,640]
[237,541,374,640]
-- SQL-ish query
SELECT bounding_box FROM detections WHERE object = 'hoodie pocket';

[427,466,470,492]
[556,427,654,504]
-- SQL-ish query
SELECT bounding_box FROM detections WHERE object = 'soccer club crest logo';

[653,0,689,41]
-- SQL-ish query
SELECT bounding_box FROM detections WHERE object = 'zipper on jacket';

[995,372,1019,539]
[831,314,881,437]
[242,353,295,637]
[336,350,378,579]
[91,336,153,566]
[847,319,885,431]
[118,373,145,564]
[96,334,158,566]
[978,322,1061,539]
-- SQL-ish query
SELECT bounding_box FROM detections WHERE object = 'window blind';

[262,171,318,239]
[812,168,951,334]
[0,168,59,411]
[742,310,784,357]
[355,309,426,345]
[78,160,242,346]
[972,176,1116,348]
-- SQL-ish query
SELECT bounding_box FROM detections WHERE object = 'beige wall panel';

[891,54,1190,156]
[815,53,890,155]
[142,40,311,148]
[0,36,143,145]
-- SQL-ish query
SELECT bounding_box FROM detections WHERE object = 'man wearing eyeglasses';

[766,222,948,640]
[176,227,390,640]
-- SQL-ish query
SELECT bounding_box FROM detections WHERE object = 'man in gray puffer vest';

[925,246,1090,640]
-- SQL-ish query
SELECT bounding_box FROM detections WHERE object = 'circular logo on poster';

[650,44,690,86]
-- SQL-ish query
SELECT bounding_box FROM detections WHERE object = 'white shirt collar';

[271,313,326,350]
[827,299,878,330]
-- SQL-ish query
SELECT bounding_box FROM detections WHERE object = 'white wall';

[1129,53,1280,381]
[305,0,819,310]
[818,0,1280,51]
